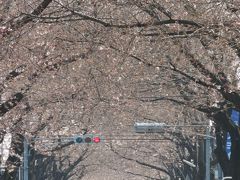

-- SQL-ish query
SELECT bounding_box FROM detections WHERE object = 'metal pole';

[205,125,210,180]
[196,137,199,175]
[23,138,28,180]
[19,165,23,180]
[18,166,20,180]
[217,163,223,180]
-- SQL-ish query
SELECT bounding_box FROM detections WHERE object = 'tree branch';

[11,0,53,30]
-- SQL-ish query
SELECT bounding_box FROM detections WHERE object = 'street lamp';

[182,159,196,168]
[222,177,232,180]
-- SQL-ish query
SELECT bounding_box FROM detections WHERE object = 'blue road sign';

[226,109,240,158]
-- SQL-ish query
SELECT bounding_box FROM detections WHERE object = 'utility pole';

[134,122,214,180]
[205,125,210,180]
[23,138,28,180]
